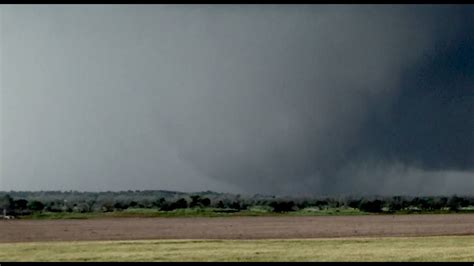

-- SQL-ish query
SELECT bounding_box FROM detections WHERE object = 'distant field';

[1,236,474,262]
[21,207,367,219]
[19,207,474,220]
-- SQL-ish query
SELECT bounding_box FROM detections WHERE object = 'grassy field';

[20,207,474,220]
[1,236,473,262]
[21,207,368,219]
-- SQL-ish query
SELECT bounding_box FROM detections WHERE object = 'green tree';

[14,199,28,210]
[270,201,296,212]
[200,198,211,207]
[359,200,384,213]
[447,196,462,212]
[113,202,126,210]
[152,198,166,208]
[190,195,201,208]
[347,199,361,209]
[175,198,188,209]
[27,200,45,211]
[230,201,241,210]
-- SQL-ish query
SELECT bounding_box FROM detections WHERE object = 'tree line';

[1,190,473,216]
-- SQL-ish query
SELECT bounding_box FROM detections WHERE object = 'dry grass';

[1,235,473,262]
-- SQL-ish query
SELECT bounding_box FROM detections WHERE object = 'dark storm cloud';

[157,5,474,195]
[1,5,473,195]
[361,24,474,171]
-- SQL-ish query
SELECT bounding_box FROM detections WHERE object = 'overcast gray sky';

[1,5,473,196]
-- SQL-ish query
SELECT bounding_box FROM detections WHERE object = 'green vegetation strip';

[1,236,474,262]
[21,207,474,220]
[4,192,474,219]
[22,207,367,219]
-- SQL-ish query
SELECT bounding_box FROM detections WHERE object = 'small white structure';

[2,208,15,220]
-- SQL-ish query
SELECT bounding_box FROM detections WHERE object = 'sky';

[1,5,473,196]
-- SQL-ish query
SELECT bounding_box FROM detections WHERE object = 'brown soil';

[1,214,474,243]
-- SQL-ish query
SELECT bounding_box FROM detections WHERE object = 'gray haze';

[1,5,473,195]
